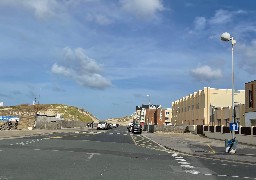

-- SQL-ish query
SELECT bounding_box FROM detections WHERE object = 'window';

[249,90,253,108]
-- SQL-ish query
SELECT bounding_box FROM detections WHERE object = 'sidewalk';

[143,132,256,164]
[0,128,89,139]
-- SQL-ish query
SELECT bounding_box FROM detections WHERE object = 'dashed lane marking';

[50,136,63,139]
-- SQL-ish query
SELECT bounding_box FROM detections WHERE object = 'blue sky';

[1,0,256,120]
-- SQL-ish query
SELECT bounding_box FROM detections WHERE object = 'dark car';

[132,123,142,134]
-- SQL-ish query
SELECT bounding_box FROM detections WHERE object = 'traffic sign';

[229,123,238,131]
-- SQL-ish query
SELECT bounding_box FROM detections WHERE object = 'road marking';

[175,156,184,159]
[181,165,194,168]
[217,175,227,177]
[185,170,200,174]
[178,162,190,165]
[86,153,100,160]
[207,144,215,154]
[34,149,41,151]
[172,153,178,157]
[231,176,239,178]
[117,133,120,135]
[50,136,63,139]
[204,174,212,176]
[175,159,186,162]
[52,150,59,152]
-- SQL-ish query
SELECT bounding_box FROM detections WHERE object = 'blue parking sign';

[229,123,238,131]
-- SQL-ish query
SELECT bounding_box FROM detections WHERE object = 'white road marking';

[175,159,186,162]
[34,149,41,151]
[181,165,194,168]
[231,176,239,178]
[117,133,120,135]
[86,153,100,160]
[178,162,190,165]
[204,174,212,176]
[52,150,59,152]
[185,170,200,175]
[175,156,183,159]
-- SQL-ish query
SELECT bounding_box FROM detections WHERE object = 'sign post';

[225,123,238,154]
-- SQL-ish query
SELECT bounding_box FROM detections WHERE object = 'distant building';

[136,104,166,125]
[171,87,245,126]
[245,80,256,126]
[164,108,172,125]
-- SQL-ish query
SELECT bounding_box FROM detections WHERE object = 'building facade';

[245,80,256,126]
[171,87,245,126]
[135,105,165,125]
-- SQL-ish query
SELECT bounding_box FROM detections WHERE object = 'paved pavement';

[0,128,89,139]
[143,132,256,164]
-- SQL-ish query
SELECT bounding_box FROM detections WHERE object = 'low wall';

[204,132,256,146]
[154,125,186,133]
[35,116,88,130]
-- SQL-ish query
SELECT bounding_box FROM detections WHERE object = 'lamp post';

[147,94,150,132]
[221,32,236,139]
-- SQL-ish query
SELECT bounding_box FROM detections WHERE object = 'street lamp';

[221,32,236,139]
[147,94,150,132]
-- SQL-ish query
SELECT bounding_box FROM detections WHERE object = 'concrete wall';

[35,116,88,129]
[204,132,256,146]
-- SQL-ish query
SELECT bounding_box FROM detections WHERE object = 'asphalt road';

[0,127,255,180]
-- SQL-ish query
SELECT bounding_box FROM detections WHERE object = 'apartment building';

[171,87,245,126]
[164,108,172,125]
[245,80,256,126]
[135,104,165,125]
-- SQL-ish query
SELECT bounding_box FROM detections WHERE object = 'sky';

[1,0,256,120]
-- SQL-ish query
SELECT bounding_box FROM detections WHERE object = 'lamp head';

[221,32,231,41]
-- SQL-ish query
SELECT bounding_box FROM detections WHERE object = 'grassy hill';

[0,104,98,129]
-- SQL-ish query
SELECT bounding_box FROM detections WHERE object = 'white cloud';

[237,40,256,74]
[209,9,233,24]
[209,9,247,25]
[120,0,164,18]
[194,17,206,30]
[51,47,112,89]
[0,0,59,19]
[191,65,222,81]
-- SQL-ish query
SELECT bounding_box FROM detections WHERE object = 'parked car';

[132,123,142,134]
[97,121,109,130]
